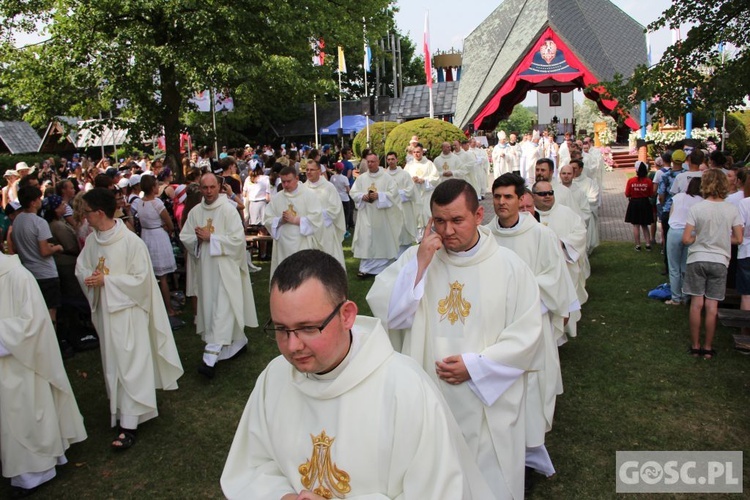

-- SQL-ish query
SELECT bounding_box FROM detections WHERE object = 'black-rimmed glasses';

[263,301,345,341]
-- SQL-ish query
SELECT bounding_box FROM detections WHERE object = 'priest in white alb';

[571,158,601,253]
[303,159,345,268]
[469,138,491,196]
[367,179,544,500]
[180,173,258,379]
[221,249,493,500]
[0,253,87,497]
[77,188,183,449]
[533,180,590,341]
[385,151,418,254]
[264,166,324,277]
[485,174,580,480]
[492,131,513,180]
[403,143,439,232]
[433,141,464,184]
[455,139,483,199]
[350,153,403,277]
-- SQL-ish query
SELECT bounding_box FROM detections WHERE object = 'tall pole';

[314,94,319,149]
[364,19,370,148]
[210,89,219,160]
[338,70,344,149]
[391,33,398,99]
[98,112,105,159]
[110,110,118,161]
[640,101,647,139]
[396,35,403,99]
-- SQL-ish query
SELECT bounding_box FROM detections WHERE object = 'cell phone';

[217,176,225,187]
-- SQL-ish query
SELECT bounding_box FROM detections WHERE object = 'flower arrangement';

[627,127,722,148]
[598,128,614,146]
[601,146,614,172]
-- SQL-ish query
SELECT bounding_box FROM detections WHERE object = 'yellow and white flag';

[338,46,347,74]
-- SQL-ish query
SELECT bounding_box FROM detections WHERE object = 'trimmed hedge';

[353,121,398,159]
[384,118,466,165]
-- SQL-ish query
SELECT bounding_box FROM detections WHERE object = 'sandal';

[645,244,652,251]
[703,348,717,360]
[664,299,681,306]
[688,347,703,358]
[634,245,641,251]
[111,430,136,451]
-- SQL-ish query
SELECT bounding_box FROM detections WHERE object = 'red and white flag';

[311,37,326,66]
[424,12,432,88]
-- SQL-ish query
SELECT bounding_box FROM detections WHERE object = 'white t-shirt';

[738,197,750,259]
[330,173,350,202]
[686,199,743,266]
[669,193,703,231]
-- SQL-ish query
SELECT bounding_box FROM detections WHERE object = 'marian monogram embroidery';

[287,203,298,216]
[205,218,215,233]
[438,281,471,325]
[299,431,351,499]
[367,183,378,195]
[96,257,110,275]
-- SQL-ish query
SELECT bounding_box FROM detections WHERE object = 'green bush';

[352,121,398,158]
[724,114,748,161]
[385,118,466,165]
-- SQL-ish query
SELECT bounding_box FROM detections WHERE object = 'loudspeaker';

[549,91,561,107]
[337,128,343,140]
[362,96,374,116]
[375,95,390,115]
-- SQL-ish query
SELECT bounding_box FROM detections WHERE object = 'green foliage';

[385,118,465,164]
[352,121,398,158]
[494,105,535,135]
[574,99,617,138]
[597,0,750,124]
[0,0,395,175]
[0,154,55,182]
[723,113,749,160]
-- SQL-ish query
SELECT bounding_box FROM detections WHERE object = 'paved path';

[479,167,636,242]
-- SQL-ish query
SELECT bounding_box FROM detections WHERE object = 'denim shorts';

[683,261,727,301]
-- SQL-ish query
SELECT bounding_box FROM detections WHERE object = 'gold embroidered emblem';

[299,430,351,499]
[96,257,110,275]
[367,183,378,195]
[205,218,214,233]
[437,281,471,325]
[287,204,298,217]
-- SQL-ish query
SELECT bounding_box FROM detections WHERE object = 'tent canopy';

[319,115,375,135]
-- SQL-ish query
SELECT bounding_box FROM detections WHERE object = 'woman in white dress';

[138,174,178,317]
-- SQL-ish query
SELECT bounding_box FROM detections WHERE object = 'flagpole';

[314,94,319,149]
[338,70,344,149]
[424,11,434,119]
[210,89,219,160]
[364,18,371,147]
[720,43,726,152]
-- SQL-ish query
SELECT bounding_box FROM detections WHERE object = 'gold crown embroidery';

[437,281,471,325]
[288,204,298,217]
[205,218,215,234]
[299,430,351,499]
[96,257,110,275]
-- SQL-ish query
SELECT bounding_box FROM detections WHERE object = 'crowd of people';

[632,148,748,360]
[0,130,603,498]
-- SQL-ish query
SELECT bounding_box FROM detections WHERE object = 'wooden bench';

[246,234,273,259]
[717,309,750,354]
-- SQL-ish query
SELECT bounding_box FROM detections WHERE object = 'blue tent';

[319,115,375,135]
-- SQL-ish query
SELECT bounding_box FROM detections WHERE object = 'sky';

[393,0,675,106]
[394,0,675,63]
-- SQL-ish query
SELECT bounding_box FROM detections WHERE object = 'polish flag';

[424,12,432,88]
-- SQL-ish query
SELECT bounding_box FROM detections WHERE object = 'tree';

[0,0,393,176]
[598,0,749,124]
[494,105,535,135]
[574,100,616,138]
[385,118,465,164]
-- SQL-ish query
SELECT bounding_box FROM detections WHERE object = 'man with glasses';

[532,180,589,340]
[181,173,258,379]
[221,249,491,499]
[76,188,183,450]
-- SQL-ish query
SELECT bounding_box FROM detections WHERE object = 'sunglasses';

[534,190,555,197]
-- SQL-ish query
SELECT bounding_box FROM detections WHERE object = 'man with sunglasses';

[533,180,589,340]
[221,249,491,499]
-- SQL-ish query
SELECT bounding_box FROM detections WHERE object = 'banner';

[424,12,432,88]
[312,37,326,66]
[338,46,346,74]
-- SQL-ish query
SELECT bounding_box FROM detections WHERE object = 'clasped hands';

[281,210,301,225]
[83,269,105,288]
[195,225,212,242]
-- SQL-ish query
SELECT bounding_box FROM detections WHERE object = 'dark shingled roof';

[398,81,459,119]
[0,121,42,154]
[455,0,647,129]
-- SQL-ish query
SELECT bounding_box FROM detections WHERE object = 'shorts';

[36,277,62,310]
[683,261,727,301]
[736,258,750,295]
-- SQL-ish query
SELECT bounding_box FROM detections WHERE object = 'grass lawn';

[5,239,749,499]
